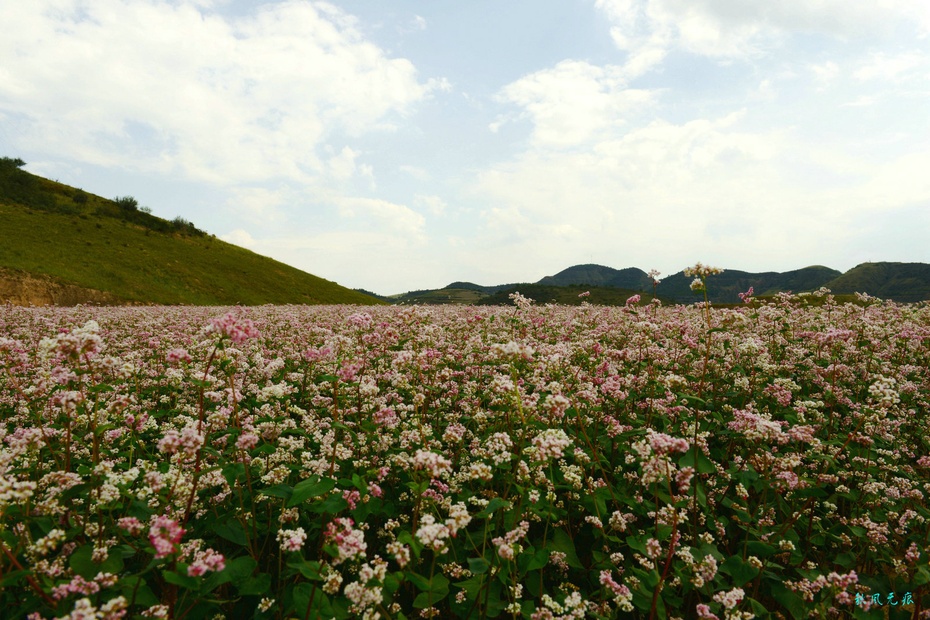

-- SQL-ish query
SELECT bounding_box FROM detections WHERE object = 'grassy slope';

[0,169,381,306]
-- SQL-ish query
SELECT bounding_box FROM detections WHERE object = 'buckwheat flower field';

[1,293,928,619]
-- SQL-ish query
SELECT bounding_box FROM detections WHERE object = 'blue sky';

[2,0,929,295]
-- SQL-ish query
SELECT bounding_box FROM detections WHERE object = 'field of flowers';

[1,287,928,619]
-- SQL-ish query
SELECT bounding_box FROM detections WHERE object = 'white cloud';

[496,60,655,147]
[472,108,883,276]
[0,0,436,185]
[596,0,930,62]
[336,196,426,239]
[246,229,442,293]
[809,61,840,88]
[399,165,429,180]
[221,228,256,248]
[225,186,293,223]
[854,51,926,82]
[414,194,447,215]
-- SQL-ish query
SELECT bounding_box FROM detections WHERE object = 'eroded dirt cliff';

[0,268,127,306]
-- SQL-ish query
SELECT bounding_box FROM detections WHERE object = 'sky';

[2,0,929,295]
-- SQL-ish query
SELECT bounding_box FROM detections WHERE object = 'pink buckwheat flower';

[713,587,744,610]
[236,432,259,451]
[532,429,571,461]
[324,517,367,565]
[117,517,144,536]
[187,548,226,577]
[166,348,191,364]
[149,516,184,559]
[492,520,530,561]
[276,527,307,553]
[207,312,260,344]
[600,570,634,612]
[412,449,452,478]
[343,489,361,509]
[415,514,451,553]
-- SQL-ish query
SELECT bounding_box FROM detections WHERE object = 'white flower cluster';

[532,429,572,462]
[868,375,900,407]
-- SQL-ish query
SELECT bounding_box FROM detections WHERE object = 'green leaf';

[455,574,485,599]
[746,541,776,559]
[680,447,716,474]
[120,576,158,607]
[429,573,450,594]
[769,581,807,620]
[409,572,449,597]
[212,519,248,547]
[259,483,293,499]
[292,582,323,617]
[288,560,323,581]
[677,392,707,406]
[162,569,199,590]
[287,475,336,507]
[719,555,759,587]
[408,572,432,591]
[549,529,583,569]
[69,545,97,579]
[468,556,490,575]
[0,569,30,587]
[411,574,450,607]
[746,597,770,618]
[225,556,258,584]
[914,566,930,586]
[222,462,245,487]
[792,486,827,499]
[834,552,856,568]
[237,572,272,596]
[414,591,447,609]
[69,545,124,579]
[519,546,549,572]
[475,497,511,519]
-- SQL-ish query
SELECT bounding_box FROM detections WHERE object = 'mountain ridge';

[393,262,930,305]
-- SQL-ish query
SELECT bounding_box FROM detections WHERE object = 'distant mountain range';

[392,262,930,305]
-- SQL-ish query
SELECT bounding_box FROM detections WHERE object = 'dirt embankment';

[0,268,127,306]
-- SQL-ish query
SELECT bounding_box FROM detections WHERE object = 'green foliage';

[113,195,139,211]
[0,156,58,212]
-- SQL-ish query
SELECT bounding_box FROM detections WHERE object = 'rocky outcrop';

[0,268,126,306]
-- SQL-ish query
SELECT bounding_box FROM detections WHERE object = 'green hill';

[823,262,930,303]
[538,264,654,290]
[0,157,382,306]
